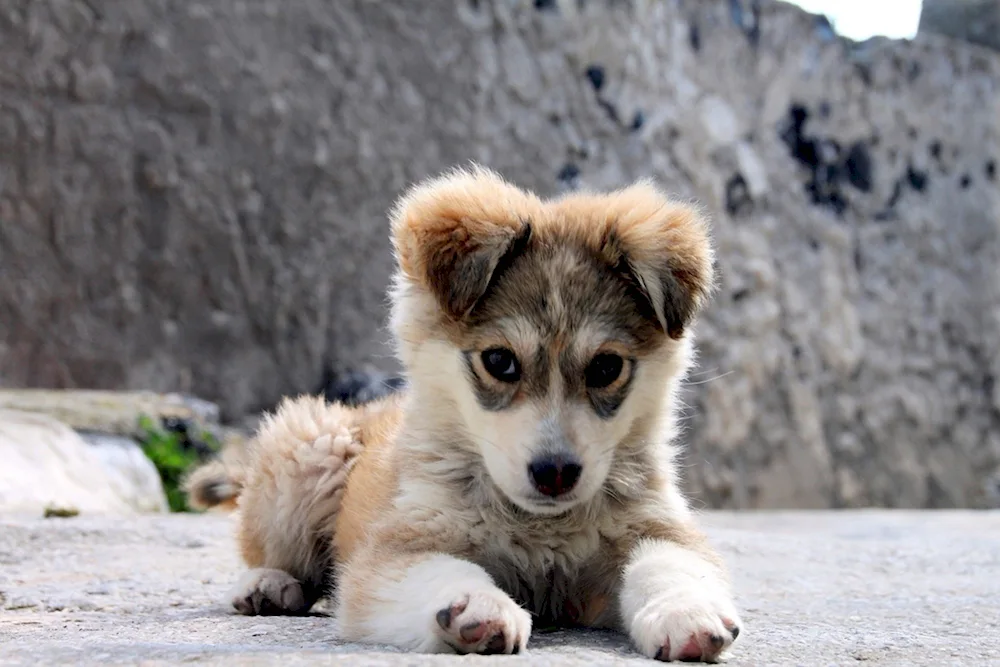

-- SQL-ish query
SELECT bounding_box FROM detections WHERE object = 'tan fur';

[188,165,742,660]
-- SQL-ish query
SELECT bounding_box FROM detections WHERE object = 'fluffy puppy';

[186,166,742,662]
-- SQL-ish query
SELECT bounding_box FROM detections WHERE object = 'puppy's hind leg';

[231,396,363,616]
[231,568,310,616]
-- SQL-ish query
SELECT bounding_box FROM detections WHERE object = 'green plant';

[137,414,220,512]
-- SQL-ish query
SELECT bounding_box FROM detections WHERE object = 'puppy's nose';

[528,455,582,498]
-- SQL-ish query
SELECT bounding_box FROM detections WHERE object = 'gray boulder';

[80,432,170,514]
[0,409,159,515]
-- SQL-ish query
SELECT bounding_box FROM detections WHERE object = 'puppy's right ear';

[390,166,537,320]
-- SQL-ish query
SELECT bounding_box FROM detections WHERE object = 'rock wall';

[920,0,1000,52]
[1,0,998,508]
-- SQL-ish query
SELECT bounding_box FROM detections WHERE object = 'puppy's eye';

[585,353,624,389]
[481,347,521,383]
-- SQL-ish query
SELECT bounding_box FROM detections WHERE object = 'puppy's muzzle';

[527,454,582,498]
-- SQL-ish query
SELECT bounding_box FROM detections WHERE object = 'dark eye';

[481,347,521,383]
[585,353,624,389]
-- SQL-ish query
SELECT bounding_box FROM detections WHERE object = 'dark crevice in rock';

[597,98,619,123]
[729,0,761,47]
[779,103,872,217]
[845,142,873,192]
[930,140,942,161]
[689,21,701,52]
[584,64,605,91]
[557,162,580,188]
[877,162,931,219]
[725,173,753,217]
[906,165,928,192]
[629,110,644,132]
[854,62,872,85]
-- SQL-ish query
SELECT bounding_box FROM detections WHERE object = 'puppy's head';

[389,166,714,515]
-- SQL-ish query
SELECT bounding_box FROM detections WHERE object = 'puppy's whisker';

[682,370,733,386]
[685,366,723,378]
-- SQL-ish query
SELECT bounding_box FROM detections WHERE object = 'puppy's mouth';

[513,491,585,516]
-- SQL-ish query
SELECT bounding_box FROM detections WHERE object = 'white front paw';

[628,584,742,663]
[433,588,532,655]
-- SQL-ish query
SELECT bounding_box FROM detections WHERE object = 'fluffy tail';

[183,386,403,513]
[183,450,246,512]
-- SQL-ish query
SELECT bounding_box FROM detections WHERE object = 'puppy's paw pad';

[633,592,742,663]
[654,628,737,662]
[230,568,307,616]
[434,590,531,655]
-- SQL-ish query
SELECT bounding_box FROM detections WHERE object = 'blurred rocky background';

[0,0,998,514]
[919,0,1000,52]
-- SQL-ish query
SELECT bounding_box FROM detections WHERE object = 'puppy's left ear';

[390,166,537,320]
[597,182,717,338]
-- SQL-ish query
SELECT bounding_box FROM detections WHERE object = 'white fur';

[621,540,742,661]
[336,553,531,654]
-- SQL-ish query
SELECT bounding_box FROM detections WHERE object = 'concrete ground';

[0,511,997,666]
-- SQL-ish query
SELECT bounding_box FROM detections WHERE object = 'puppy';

[186,166,742,661]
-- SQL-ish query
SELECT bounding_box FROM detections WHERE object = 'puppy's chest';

[467,515,626,628]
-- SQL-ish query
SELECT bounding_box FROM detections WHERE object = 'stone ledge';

[0,389,221,439]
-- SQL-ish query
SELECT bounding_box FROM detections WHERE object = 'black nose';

[528,456,583,498]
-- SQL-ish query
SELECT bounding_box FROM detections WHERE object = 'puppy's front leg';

[620,534,743,663]
[337,551,531,655]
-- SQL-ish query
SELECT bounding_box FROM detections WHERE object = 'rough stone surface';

[920,0,1000,52]
[0,511,997,666]
[1,0,999,509]
[0,410,147,514]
